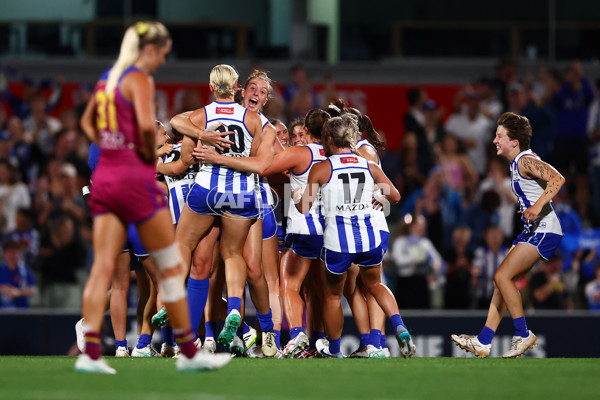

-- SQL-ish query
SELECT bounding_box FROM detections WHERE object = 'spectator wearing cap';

[445,86,494,177]
[0,239,37,308]
[422,99,446,151]
[4,208,40,266]
[0,160,31,234]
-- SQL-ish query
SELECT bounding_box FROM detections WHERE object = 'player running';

[451,112,565,358]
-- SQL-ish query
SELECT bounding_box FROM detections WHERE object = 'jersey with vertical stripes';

[287,143,326,235]
[195,101,256,193]
[322,153,380,253]
[510,149,563,236]
[162,141,199,224]
[257,113,274,207]
[356,138,389,234]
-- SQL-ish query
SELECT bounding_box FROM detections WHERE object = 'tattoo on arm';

[520,157,562,197]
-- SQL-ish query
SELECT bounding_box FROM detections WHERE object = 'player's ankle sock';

[136,334,151,349]
[359,333,369,347]
[477,326,495,345]
[187,278,209,338]
[161,327,175,346]
[512,316,529,338]
[205,321,216,338]
[369,329,382,348]
[257,310,274,332]
[274,330,281,349]
[242,321,251,335]
[174,328,197,359]
[289,327,303,341]
[227,297,242,315]
[329,337,341,355]
[380,334,388,349]
[310,331,324,348]
[390,314,406,334]
[115,339,127,349]
[84,332,101,360]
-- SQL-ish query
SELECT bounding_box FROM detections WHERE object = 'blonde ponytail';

[210,64,239,98]
[105,21,170,94]
[105,26,140,95]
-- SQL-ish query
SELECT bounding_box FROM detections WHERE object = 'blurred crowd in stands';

[1,59,600,312]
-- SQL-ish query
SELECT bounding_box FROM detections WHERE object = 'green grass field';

[1,356,599,400]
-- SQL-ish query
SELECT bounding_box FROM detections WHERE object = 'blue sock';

[161,327,175,346]
[329,337,341,355]
[477,326,495,346]
[136,334,151,349]
[257,310,274,332]
[359,334,369,347]
[115,339,127,348]
[390,314,406,334]
[290,327,303,341]
[242,321,251,335]
[227,296,242,315]
[310,331,324,348]
[187,278,209,338]
[274,330,281,349]
[513,316,529,338]
[205,321,216,338]
[369,329,382,348]
[380,334,388,349]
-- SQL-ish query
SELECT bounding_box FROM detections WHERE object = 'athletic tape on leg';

[159,275,186,303]
[150,242,181,271]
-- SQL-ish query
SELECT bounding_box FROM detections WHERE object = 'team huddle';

[74,22,565,374]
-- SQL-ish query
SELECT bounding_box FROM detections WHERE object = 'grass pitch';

[0,356,598,400]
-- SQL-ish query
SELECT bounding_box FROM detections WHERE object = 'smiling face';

[274,122,289,147]
[493,125,519,160]
[290,125,307,146]
[242,78,270,113]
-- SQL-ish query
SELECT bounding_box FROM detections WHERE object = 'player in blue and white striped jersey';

[196,107,331,358]
[295,113,416,359]
[452,112,565,359]
[171,65,277,357]
[194,70,284,357]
